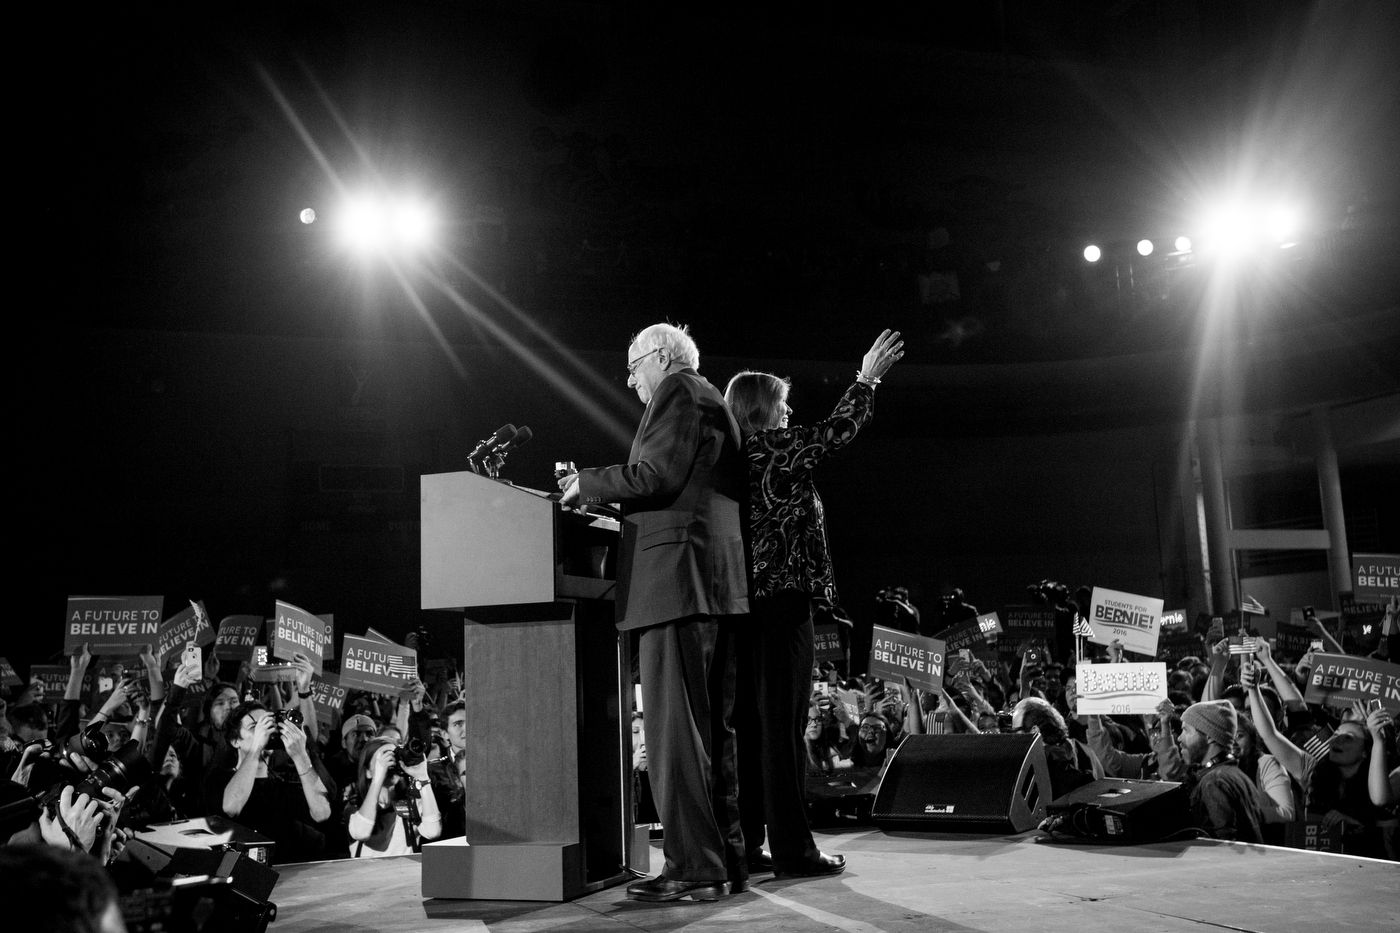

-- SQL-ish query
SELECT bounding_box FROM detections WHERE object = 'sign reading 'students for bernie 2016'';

[1086,587,1165,657]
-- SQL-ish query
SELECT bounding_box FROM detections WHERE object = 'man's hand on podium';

[558,471,581,507]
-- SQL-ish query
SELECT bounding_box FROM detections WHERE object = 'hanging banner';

[1303,654,1400,712]
[813,623,845,663]
[1075,662,1169,715]
[1352,553,1400,603]
[1085,587,1165,657]
[214,616,263,663]
[268,600,327,675]
[340,633,418,695]
[154,601,216,667]
[64,596,163,655]
[868,625,945,693]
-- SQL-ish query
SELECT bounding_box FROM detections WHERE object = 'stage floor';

[274,829,1398,933]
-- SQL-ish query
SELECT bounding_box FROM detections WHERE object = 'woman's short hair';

[632,323,700,370]
[724,371,790,435]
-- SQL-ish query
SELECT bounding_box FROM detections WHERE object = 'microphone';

[499,425,532,453]
[469,423,516,462]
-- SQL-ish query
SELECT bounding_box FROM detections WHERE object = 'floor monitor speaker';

[872,733,1052,834]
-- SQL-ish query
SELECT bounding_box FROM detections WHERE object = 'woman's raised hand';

[860,330,904,382]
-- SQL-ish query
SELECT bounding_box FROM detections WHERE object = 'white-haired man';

[561,323,749,901]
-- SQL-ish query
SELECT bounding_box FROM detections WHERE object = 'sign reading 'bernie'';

[1075,662,1168,715]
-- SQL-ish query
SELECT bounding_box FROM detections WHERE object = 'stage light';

[1137,239,1154,256]
[1266,206,1299,242]
[1175,236,1191,252]
[300,208,316,224]
[1083,245,1101,263]
[392,201,433,245]
[340,197,387,251]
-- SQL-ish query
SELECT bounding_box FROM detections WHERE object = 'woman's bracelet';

[856,371,880,386]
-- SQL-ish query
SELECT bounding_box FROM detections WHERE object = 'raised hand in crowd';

[173,650,202,688]
[203,645,221,683]
[66,644,93,701]
[39,785,106,853]
[291,652,316,693]
[1107,639,1126,664]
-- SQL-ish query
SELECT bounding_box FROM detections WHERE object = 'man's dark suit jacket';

[578,368,750,631]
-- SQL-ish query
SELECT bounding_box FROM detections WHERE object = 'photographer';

[345,737,442,858]
[427,700,468,839]
[203,701,334,864]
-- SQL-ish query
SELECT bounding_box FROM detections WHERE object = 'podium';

[418,470,643,901]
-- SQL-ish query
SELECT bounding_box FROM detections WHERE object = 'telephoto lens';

[40,739,153,818]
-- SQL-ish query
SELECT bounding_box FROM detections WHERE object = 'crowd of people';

[0,640,476,870]
[2,321,1396,923]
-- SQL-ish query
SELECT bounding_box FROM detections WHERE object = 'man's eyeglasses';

[627,347,662,375]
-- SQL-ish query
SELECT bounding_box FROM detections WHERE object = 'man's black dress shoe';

[626,876,731,902]
[774,852,846,879]
[747,849,773,873]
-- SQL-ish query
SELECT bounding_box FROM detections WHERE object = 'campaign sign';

[1339,592,1385,636]
[318,614,335,661]
[938,614,999,660]
[813,623,845,663]
[1086,587,1165,657]
[1274,622,1314,660]
[0,657,20,688]
[307,671,348,730]
[250,646,298,683]
[1157,631,1202,664]
[1159,610,1187,631]
[1284,818,1343,854]
[269,601,326,674]
[214,616,263,663]
[154,601,216,667]
[999,607,1058,656]
[1075,662,1168,715]
[1352,553,1400,603]
[835,687,862,722]
[868,625,945,693]
[28,664,79,700]
[1303,654,1400,712]
[340,633,418,695]
[64,596,163,655]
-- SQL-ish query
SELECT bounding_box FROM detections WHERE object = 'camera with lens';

[39,738,152,818]
[390,737,426,772]
[264,708,304,751]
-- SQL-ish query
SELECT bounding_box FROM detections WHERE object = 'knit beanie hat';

[1182,700,1237,750]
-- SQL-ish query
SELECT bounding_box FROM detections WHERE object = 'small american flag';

[1228,638,1259,655]
[1072,615,1092,638]
[1241,594,1267,616]
[1303,729,1333,762]
[386,654,417,677]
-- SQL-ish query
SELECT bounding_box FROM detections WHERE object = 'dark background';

[19,1,1400,670]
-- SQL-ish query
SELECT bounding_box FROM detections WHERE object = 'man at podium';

[560,323,750,902]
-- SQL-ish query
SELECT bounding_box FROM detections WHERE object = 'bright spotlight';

[1266,206,1299,242]
[1137,239,1154,256]
[1175,236,1191,252]
[340,197,388,251]
[1083,245,1101,263]
[300,208,316,225]
[392,201,433,245]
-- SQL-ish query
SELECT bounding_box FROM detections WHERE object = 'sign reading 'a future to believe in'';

[65,596,164,655]
[214,616,263,663]
[340,633,418,695]
[1352,553,1400,603]
[154,601,216,666]
[1304,654,1400,712]
[868,625,945,693]
[269,600,327,674]
[1086,587,1165,657]
[813,623,844,663]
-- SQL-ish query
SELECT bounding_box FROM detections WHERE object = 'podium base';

[421,839,588,901]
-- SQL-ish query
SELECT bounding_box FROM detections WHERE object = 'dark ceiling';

[35,1,1400,376]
